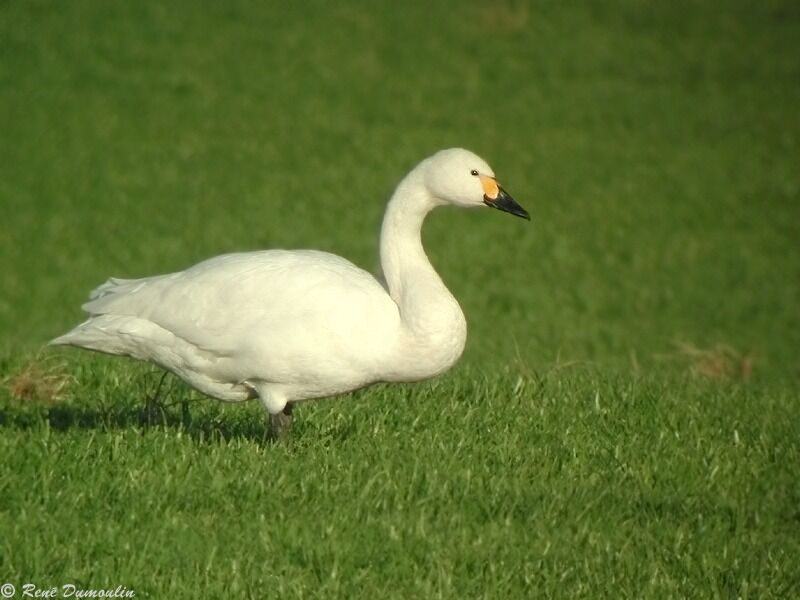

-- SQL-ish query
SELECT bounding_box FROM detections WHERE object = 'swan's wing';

[81,250,398,358]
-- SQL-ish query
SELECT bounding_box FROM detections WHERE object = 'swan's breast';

[384,297,467,382]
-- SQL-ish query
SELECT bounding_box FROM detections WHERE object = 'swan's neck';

[380,172,439,304]
[379,169,466,361]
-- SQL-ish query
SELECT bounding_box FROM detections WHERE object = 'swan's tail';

[82,275,166,313]
[50,315,148,356]
[88,277,143,300]
[51,274,170,354]
[50,314,249,402]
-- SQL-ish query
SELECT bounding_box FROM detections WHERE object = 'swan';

[51,148,529,437]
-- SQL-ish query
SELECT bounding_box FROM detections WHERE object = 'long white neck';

[379,166,466,350]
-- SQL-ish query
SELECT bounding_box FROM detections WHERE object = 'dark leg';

[268,402,294,440]
[143,371,170,426]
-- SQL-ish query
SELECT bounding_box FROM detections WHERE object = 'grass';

[2,366,799,598]
[1,0,799,597]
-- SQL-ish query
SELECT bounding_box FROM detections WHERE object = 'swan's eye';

[470,169,479,176]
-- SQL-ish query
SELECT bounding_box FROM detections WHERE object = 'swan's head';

[423,148,530,220]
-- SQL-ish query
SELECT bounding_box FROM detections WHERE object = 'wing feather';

[81,250,398,361]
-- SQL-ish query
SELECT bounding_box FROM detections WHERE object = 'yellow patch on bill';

[480,175,499,200]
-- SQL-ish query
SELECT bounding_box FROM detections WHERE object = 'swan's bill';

[482,182,530,220]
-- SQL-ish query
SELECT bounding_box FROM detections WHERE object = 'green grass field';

[2,1,799,597]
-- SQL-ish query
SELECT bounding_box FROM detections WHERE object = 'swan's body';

[63,249,462,407]
[52,148,528,434]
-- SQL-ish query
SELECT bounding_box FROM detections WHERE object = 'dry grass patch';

[670,342,754,382]
[3,354,74,403]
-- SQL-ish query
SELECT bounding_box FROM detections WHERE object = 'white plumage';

[52,148,529,435]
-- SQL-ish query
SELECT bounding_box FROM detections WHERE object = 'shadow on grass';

[0,394,280,445]
[1,360,380,446]
[0,379,373,446]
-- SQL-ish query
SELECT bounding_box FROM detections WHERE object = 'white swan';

[52,148,529,436]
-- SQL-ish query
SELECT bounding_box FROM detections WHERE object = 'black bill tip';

[484,188,530,220]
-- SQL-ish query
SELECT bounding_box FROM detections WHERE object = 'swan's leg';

[269,402,294,440]
[249,382,293,440]
[143,371,170,426]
